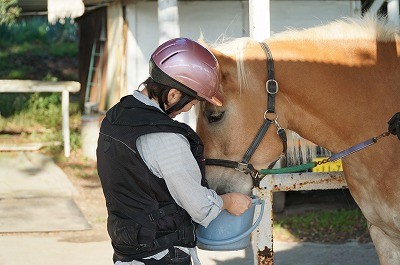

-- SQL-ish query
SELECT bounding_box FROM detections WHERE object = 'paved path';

[0,152,90,233]
[0,152,379,265]
[0,235,379,265]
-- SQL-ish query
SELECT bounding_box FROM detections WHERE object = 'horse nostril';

[205,111,225,123]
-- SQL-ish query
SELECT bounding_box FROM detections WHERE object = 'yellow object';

[312,157,343,172]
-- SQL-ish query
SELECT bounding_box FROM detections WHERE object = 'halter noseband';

[205,42,287,188]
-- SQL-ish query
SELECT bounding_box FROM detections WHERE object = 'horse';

[196,17,400,264]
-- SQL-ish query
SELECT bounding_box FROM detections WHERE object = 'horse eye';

[205,110,225,123]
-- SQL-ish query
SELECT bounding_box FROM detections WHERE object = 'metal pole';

[253,186,274,265]
[157,0,198,128]
[388,0,400,26]
[367,0,385,15]
[351,0,362,17]
[158,0,180,44]
[249,0,270,41]
[249,1,272,263]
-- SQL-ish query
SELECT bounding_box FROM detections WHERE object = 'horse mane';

[209,37,254,93]
[272,16,399,41]
[210,16,399,92]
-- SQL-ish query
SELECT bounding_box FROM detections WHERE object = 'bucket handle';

[196,197,265,246]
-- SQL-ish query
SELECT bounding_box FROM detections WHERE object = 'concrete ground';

[0,152,380,265]
[0,235,379,265]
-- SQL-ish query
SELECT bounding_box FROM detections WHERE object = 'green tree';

[0,0,21,25]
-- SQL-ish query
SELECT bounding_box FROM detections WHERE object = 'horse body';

[197,18,400,264]
[270,38,400,264]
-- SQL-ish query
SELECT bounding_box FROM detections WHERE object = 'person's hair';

[142,77,171,104]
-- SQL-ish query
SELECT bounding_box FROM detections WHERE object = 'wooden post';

[106,2,125,109]
[62,89,70,157]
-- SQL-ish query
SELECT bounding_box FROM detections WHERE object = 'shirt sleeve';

[136,132,223,227]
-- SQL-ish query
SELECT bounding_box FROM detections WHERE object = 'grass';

[0,16,78,80]
[274,208,371,243]
[0,93,82,152]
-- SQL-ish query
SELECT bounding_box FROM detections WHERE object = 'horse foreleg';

[369,223,400,265]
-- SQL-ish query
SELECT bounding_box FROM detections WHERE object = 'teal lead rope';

[260,112,400,175]
[260,162,317,175]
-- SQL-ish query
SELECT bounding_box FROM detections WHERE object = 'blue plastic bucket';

[196,195,265,251]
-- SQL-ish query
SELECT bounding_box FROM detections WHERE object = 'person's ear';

[167,88,182,104]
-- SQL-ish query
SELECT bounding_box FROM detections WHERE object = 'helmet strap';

[165,94,194,115]
[142,76,194,114]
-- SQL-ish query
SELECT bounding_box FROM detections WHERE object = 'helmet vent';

[160,52,179,64]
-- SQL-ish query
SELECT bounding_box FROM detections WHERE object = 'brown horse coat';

[197,17,400,264]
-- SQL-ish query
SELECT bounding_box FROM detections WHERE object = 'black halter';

[205,42,287,188]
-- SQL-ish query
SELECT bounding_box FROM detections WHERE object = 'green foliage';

[27,93,62,127]
[7,67,32,79]
[0,93,30,117]
[49,42,78,57]
[0,16,78,81]
[0,93,82,152]
[275,209,370,243]
[0,16,77,45]
[0,0,21,26]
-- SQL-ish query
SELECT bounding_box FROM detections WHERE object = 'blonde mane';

[211,16,399,91]
[272,16,399,41]
[210,37,254,93]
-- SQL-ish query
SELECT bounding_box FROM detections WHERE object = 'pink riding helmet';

[149,38,223,107]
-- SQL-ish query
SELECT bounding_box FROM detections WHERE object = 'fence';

[0,80,80,157]
[252,171,347,264]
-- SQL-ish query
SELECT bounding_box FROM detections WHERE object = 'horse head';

[196,39,284,195]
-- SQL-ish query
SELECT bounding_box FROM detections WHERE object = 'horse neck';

[269,38,400,153]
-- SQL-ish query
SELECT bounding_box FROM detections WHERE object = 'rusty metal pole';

[253,180,274,264]
[252,172,347,264]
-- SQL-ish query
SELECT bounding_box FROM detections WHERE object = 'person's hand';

[220,192,252,216]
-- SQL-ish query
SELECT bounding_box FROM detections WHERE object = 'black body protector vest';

[96,95,208,262]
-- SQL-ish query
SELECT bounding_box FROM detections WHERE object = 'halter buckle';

[236,161,249,173]
[266,79,279,95]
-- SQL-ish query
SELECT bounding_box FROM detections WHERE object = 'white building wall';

[270,0,361,34]
[126,1,248,94]
[126,1,360,95]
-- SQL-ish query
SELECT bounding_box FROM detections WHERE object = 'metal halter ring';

[264,110,277,120]
[266,79,279,95]
[273,114,283,131]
